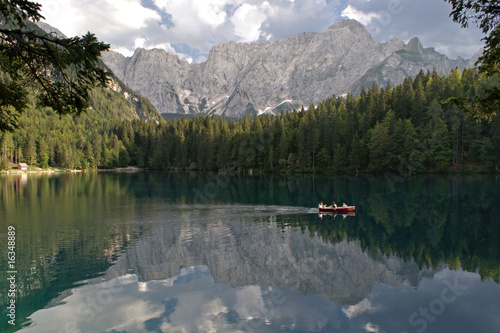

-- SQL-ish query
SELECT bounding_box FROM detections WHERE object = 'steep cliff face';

[352,37,476,92]
[102,19,476,118]
[107,77,163,123]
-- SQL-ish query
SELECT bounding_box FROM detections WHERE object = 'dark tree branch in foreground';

[445,0,500,119]
[447,0,500,74]
[0,0,110,131]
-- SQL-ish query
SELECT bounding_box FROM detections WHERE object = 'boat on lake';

[318,205,355,213]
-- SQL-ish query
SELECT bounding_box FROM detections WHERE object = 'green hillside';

[0,78,162,170]
[1,68,499,173]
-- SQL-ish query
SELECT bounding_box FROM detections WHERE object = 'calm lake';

[1,172,499,333]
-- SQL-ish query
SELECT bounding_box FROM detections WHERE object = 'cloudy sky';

[37,0,484,63]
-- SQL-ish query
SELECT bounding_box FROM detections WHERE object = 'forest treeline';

[1,67,499,173]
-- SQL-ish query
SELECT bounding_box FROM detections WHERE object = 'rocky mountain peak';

[327,18,370,34]
[406,37,425,52]
[101,19,477,118]
[469,48,483,65]
[328,18,364,30]
[132,47,185,63]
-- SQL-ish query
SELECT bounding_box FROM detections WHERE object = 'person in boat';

[332,201,337,208]
[342,202,347,207]
[318,201,324,208]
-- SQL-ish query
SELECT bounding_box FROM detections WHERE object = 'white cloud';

[36,0,342,60]
[38,0,163,56]
[341,5,380,26]
[112,47,135,57]
[36,0,343,60]
[364,322,380,333]
[36,0,483,61]
[192,0,229,28]
[234,285,265,319]
[342,299,380,319]
[231,3,269,42]
[341,0,484,59]
[135,37,147,49]
[39,0,160,36]
[150,0,235,53]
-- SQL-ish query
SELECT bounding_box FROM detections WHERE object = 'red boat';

[318,205,355,213]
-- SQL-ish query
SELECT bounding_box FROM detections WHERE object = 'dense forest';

[1,67,499,174]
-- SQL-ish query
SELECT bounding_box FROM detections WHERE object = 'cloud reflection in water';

[18,266,500,333]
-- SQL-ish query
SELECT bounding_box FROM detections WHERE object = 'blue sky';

[38,0,484,63]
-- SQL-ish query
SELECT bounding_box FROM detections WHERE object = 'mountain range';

[102,19,479,118]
